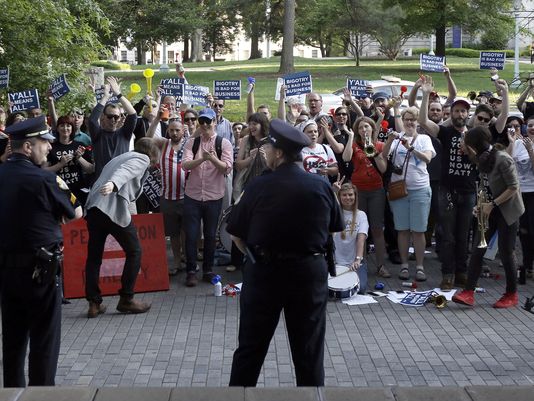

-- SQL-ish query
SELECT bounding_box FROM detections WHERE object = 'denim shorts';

[389,186,432,232]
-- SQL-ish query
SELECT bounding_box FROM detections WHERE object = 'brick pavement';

[4,248,534,388]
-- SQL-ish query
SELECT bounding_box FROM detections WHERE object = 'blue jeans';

[438,188,476,275]
[183,196,223,274]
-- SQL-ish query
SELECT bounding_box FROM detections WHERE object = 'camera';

[392,165,404,175]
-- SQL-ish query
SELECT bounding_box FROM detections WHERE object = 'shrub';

[443,48,514,58]
[411,48,430,55]
[90,60,131,70]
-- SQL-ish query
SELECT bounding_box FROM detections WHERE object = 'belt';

[252,246,323,263]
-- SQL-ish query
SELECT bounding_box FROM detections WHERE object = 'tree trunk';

[435,25,446,57]
[191,28,203,62]
[279,0,296,74]
[137,42,146,65]
[250,25,262,59]
[183,35,190,62]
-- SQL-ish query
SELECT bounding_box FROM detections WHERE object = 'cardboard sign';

[420,54,445,72]
[400,290,433,307]
[159,77,185,103]
[184,84,209,106]
[347,78,369,98]
[142,166,163,209]
[49,74,70,100]
[0,67,8,88]
[95,86,120,104]
[479,51,506,70]
[8,89,40,112]
[214,80,241,100]
[61,213,170,299]
[283,71,312,97]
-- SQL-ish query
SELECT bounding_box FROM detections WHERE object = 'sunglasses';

[477,115,491,123]
[198,117,212,125]
[335,113,348,116]
[213,104,224,108]
[184,117,197,122]
[105,114,121,121]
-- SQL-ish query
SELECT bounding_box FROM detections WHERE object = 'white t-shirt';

[513,139,534,193]
[334,209,369,266]
[301,144,337,174]
[389,134,435,190]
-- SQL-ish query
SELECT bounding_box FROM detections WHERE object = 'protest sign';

[159,77,185,103]
[214,80,241,100]
[347,78,369,98]
[283,71,312,97]
[49,74,70,100]
[420,54,445,72]
[8,89,40,112]
[0,67,9,88]
[479,52,506,70]
[142,166,163,209]
[400,290,433,307]
[95,86,119,104]
[184,84,210,106]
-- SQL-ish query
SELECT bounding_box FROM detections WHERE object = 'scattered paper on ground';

[342,294,378,306]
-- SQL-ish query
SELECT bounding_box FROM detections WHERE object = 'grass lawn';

[111,56,534,122]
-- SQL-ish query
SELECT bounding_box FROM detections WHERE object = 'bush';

[90,60,131,70]
[411,48,430,55]
[443,48,514,58]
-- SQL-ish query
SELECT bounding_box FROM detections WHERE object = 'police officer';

[0,116,82,387]
[227,119,344,387]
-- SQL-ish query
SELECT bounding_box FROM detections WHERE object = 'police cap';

[267,119,311,154]
[4,115,55,141]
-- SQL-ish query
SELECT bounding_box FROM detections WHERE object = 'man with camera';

[0,116,82,387]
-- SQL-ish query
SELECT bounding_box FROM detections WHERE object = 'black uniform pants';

[1,265,61,387]
[229,255,327,387]
[85,208,142,303]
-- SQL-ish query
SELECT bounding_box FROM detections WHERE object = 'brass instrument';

[363,134,376,157]
[476,182,489,249]
[428,292,447,309]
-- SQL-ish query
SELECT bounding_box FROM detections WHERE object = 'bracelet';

[116,93,123,99]
[395,114,401,118]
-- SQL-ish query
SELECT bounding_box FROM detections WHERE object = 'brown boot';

[87,301,107,318]
[440,274,454,292]
[116,297,151,314]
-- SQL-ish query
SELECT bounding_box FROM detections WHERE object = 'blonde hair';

[401,106,419,120]
[336,183,358,240]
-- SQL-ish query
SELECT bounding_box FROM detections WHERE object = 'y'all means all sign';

[8,89,40,112]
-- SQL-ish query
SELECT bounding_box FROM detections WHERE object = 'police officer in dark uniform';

[227,119,344,387]
[0,116,82,387]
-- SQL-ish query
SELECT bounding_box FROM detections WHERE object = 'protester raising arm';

[443,66,457,105]
[277,85,287,122]
[320,116,344,154]
[342,129,354,162]
[342,88,364,118]
[417,76,440,137]
[493,79,510,134]
[517,80,534,113]
[246,82,255,120]
[47,90,58,132]
[408,77,423,108]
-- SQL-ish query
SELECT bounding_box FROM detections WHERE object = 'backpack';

[192,135,223,160]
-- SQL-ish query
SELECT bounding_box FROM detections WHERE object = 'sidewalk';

[7,248,534,388]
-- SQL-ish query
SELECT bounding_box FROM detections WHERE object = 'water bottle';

[212,274,222,297]
[246,77,255,94]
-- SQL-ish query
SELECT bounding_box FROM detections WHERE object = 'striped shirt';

[160,139,186,200]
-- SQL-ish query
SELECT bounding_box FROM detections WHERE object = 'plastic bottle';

[475,287,486,293]
[401,281,414,288]
[212,274,222,296]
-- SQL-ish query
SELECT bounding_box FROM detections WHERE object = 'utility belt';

[0,244,63,285]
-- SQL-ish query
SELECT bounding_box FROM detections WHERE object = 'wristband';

[395,114,401,118]
[116,93,123,99]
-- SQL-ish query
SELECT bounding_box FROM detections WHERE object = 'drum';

[218,206,233,252]
[328,265,359,299]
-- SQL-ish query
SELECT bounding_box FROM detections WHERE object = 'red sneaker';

[493,292,518,308]
[452,290,475,306]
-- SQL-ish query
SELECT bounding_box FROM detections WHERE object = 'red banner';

[62,213,169,299]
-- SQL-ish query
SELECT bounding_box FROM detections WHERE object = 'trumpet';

[428,292,447,309]
[476,183,489,248]
[363,134,376,157]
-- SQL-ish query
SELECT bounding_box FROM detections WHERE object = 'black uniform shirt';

[0,153,76,252]
[226,162,344,254]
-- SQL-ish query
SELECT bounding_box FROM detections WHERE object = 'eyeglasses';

[198,118,212,125]
[508,124,521,129]
[105,114,121,121]
[213,104,224,108]
[335,113,348,116]
[477,115,491,123]
[184,117,197,122]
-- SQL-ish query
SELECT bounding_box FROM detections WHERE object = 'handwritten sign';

[283,71,312,97]
[347,78,369,98]
[8,89,40,112]
[95,86,119,104]
[61,214,169,299]
[49,74,70,100]
[159,78,185,103]
[420,54,445,73]
[0,67,8,88]
[184,84,209,106]
[214,80,241,100]
[479,51,506,70]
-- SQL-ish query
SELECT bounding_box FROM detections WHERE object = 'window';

[120,50,128,62]
[168,51,174,63]
[312,50,318,58]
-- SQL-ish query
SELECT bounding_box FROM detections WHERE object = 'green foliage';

[91,61,131,70]
[202,0,241,58]
[0,0,109,109]
[444,48,515,58]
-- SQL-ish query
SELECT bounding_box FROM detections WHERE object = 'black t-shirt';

[375,115,396,143]
[490,124,510,147]
[47,140,93,191]
[418,126,442,182]
[438,125,476,193]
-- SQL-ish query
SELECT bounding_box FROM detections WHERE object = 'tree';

[0,0,109,110]
[386,0,514,56]
[279,0,296,74]
[202,0,241,60]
